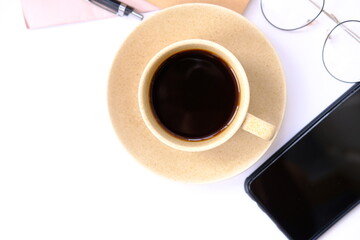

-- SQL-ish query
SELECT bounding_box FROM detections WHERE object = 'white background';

[0,0,359,239]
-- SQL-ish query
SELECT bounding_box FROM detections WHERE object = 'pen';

[88,0,144,20]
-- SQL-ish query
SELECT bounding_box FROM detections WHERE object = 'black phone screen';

[246,84,360,240]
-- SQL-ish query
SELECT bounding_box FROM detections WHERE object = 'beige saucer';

[108,3,286,183]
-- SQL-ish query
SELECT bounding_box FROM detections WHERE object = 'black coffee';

[150,49,239,141]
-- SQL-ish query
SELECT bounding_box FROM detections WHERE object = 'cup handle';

[241,113,276,141]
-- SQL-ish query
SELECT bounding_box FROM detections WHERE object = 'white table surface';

[0,0,359,239]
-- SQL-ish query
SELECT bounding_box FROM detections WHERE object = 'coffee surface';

[150,50,239,141]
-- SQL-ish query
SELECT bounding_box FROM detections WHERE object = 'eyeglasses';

[260,0,360,83]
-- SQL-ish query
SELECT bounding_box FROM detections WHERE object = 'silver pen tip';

[131,10,144,20]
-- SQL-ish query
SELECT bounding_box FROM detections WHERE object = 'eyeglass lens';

[323,20,360,83]
[261,0,325,31]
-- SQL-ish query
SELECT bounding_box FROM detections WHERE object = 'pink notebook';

[20,0,158,29]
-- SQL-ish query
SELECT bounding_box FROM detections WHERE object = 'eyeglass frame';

[260,0,360,83]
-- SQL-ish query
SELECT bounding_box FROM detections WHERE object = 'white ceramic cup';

[138,39,276,152]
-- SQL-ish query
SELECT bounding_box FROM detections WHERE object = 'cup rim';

[138,39,250,152]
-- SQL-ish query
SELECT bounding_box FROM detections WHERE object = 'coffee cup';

[138,39,276,152]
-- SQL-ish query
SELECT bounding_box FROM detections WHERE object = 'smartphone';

[245,83,360,240]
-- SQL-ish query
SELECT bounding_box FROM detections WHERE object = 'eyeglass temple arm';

[308,0,360,44]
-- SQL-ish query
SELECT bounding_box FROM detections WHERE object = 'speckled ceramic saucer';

[108,3,286,183]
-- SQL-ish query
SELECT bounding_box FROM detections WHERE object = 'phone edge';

[244,82,360,239]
